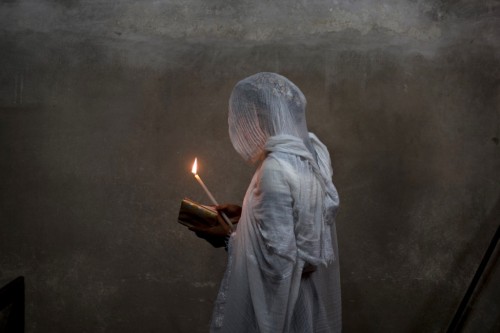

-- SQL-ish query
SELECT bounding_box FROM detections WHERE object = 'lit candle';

[191,158,234,230]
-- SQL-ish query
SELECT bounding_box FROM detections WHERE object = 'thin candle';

[191,158,234,230]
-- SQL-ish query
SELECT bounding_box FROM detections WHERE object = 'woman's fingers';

[216,204,242,217]
[215,204,229,212]
[216,215,232,235]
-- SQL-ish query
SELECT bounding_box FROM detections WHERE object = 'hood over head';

[228,72,313,163]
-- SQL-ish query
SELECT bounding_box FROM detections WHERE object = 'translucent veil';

[228,72,313,163]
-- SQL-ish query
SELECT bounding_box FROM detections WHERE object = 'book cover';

[178,198,219,229]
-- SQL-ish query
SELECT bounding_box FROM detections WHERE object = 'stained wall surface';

[1,1,499,332]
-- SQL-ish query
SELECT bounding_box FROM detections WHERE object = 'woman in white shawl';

[193,72,341,333]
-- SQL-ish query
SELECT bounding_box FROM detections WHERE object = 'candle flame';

[191,158,198,175]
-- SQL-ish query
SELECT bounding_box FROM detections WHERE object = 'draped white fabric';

[211,73,341,332]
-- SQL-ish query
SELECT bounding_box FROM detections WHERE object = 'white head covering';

[228,72,314,163]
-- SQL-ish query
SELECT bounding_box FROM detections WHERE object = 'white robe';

[210,133,341,333]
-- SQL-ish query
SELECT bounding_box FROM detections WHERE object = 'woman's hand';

[215,204,242,225]
[213,204,242,234]
[187,203,241,248]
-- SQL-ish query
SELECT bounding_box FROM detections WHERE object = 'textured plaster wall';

[0,1,499,332]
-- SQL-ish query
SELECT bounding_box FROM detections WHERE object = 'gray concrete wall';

[1,0,499,332]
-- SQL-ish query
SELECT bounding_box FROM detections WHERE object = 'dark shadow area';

[414,197,500,333]
[461,244,500,333]
[0,276,24,333]
[447,221,499,332]
[446,193,500,333]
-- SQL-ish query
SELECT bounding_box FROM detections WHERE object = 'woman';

[193,72,341,332]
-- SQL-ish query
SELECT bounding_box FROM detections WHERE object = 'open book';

[177,198,219,229]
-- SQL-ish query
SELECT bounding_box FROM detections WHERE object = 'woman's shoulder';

[255,154,296,194]
[263,152,290,170]
[260,153,299,182]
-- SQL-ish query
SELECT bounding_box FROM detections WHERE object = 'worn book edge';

[178,198,219,229]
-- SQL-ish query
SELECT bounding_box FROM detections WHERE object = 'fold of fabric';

[210,133,342,333]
